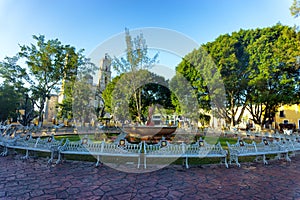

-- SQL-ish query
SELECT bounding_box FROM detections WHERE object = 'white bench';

[274,137,300,158]
[144,137,228,169]
[143,139,185,169]
[0,134,19,156]
[227,138,290,167]
[56,137,142,168]
[255,138,291,164]
[6,134,63,163]
[184,138,228,168]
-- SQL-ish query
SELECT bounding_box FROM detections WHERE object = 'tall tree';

[175,24,300,128]
[104,70,174,122]
[112,28,158,122]
[203,32,251,126]
[247,25,300,127]
[0,83,22,122]
[0,35,96,125]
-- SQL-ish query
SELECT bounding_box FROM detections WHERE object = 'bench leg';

[56,152,62,164]
[263,154,268,165]
[232,155,240,167]
[95,155,102,167]
[48,151,54,164]
[21,150,29,159]
[185,157,189,169]
[222,157,228,168]
[229,154,238,166]
[137,156,140,169]
[228,155,232,165]
[285,153,291,162]
[236,159,241,167]
[0,147,8,156]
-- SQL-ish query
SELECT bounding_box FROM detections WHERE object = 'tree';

[247,25,300,127]
[175,24,300,129]
[0,56,28,94]
[290,0,300,18]
[170,45,228,127]
[102,75,122,114]
[0,56,34,124]
[169,69,201,122]
[0,35,96,126]
[0,83,21,122]
[112,28,158,122]
[104,70,174,122]
[203,33,251,127]
[72,74,96,125]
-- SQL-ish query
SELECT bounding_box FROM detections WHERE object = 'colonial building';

[95,53,112,116]
[98,53,112,92]
[275,104,300,131]
[44,94,58,122]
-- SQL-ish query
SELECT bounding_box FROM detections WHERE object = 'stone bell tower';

[96,53,112,117]
[98,53,112,92]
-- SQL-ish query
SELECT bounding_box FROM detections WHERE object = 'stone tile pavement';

[0,153,300,199]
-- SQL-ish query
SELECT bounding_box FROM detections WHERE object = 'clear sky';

[0,0,299,71]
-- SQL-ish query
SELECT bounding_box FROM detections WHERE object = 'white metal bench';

[0,134,19,156]
[56,137,142,168]
[255,138,291,164]
[184,138,228,168]
[227,138,291,167]
[144,137,228,169]
[6,134,63,163]
[274,138,299,158]
[143,139,185,169]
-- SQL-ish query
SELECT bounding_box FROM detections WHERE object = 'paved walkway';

[0,153,300,199]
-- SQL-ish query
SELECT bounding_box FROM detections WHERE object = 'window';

[279,111,285,118]
[283,120,289,124]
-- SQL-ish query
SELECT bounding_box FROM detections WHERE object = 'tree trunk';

[38,97,46,126]
[230,96,235,127]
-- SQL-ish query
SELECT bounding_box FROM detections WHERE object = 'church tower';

[98,53,112,92]
[96,53,112,117]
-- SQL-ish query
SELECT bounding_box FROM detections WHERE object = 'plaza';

[0,151,299,199]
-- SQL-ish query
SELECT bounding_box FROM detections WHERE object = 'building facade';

[44,94,58,122]
[95,53,112,115]
[275,104,300,131]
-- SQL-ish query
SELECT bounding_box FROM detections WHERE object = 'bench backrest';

[185,138,227,156]
[60,138,142,154]
[227,139,256,154]
[144,139,184,155]
[34,135,63,149]
[102,139,142,154]
[255,138,282,152]
[60,139,89,152]
[14,134,38,147]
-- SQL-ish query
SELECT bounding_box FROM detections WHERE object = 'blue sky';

[0,0,299,71]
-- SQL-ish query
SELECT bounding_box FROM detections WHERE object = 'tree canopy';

[0,35,96,125]
[111,28,159,122]
[175,24,300,127]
